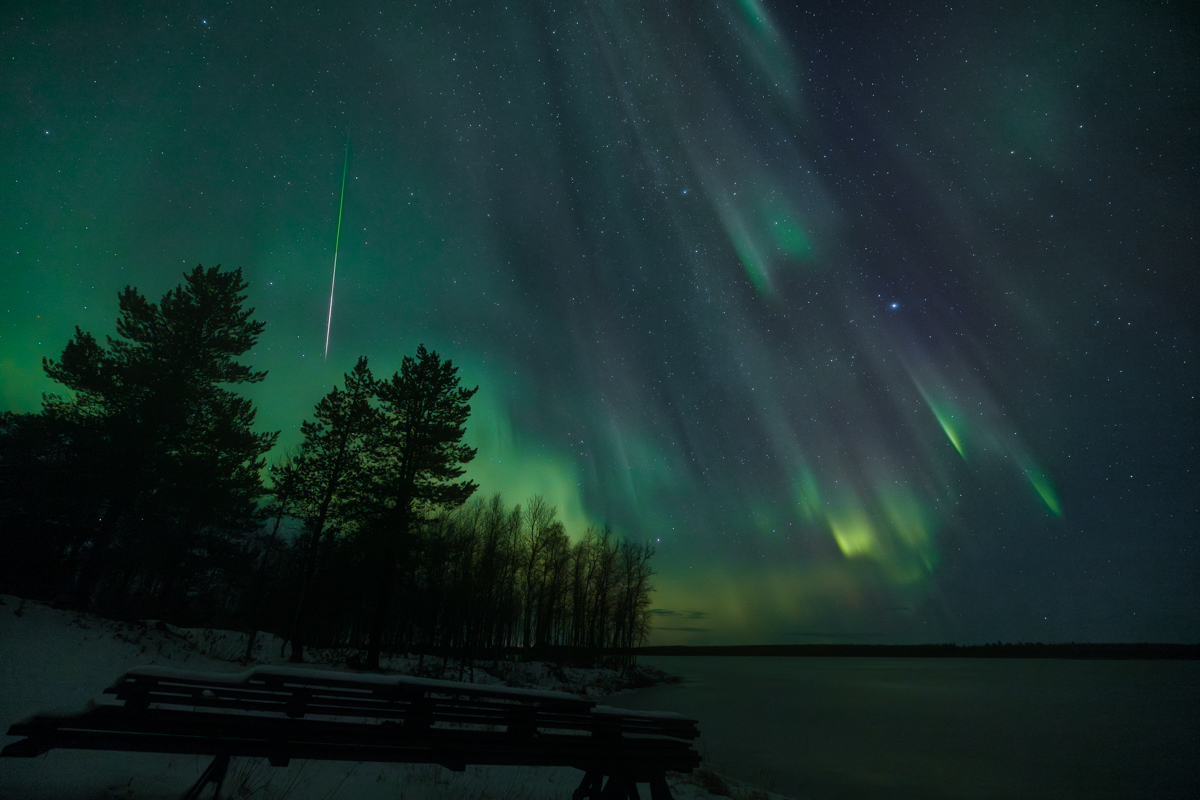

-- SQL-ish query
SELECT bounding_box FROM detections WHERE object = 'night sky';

[2,1,1195,645]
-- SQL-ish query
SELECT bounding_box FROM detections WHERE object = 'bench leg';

[574,770,665,800]
[181,754,230,800]
[601,775,640,800]
[648,774,674,800]
[573,770,605,800]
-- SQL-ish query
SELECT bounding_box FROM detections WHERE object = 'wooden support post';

[600,775,641,799]
[285,687,312,718]
[648,774,674,800]
[573,770,605,800]
[181,753,230,800]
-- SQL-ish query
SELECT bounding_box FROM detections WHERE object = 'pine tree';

[42,265,277,608]
[363,344,478,668]
[284,356,380,661]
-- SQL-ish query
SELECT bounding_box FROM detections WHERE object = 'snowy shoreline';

[0,595,791,799]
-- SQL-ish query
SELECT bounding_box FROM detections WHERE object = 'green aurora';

[1,1,1195,644]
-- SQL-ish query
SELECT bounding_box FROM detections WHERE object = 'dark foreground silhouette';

[4,665,700,800]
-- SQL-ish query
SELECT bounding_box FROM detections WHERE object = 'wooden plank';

[103,693,696,740]
[115,666,597,709]
[7,667,701,800]
[6,707,702,776]
[102,668,699,741]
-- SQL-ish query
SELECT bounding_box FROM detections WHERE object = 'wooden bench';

[2,665,701,800]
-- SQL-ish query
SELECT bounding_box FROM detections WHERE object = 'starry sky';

[2,1,1196,645]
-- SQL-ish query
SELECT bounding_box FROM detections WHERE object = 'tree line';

[0,265,655,668]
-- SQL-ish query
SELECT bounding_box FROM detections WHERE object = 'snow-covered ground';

[0,596,789,800]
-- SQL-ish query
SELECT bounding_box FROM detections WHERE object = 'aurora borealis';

[1,1,1195,645]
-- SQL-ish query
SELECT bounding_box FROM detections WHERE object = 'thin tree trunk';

[243,630,258,664]
[69,499,123,608]
[287,540,316,663]
[243,515,285,664]
[366,540,397,671]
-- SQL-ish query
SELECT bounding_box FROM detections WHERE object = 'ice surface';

[617,654,1200,800]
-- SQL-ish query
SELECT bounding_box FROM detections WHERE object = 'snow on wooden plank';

[118,665,594,705]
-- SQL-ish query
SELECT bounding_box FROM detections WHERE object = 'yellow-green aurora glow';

[0,0,1195,643]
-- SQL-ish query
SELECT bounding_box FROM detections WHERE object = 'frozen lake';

[610,656,1198,799]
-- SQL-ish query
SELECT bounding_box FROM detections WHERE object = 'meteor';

[324,134,349,360]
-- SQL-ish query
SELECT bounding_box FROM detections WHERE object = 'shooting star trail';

[324,135,349,360]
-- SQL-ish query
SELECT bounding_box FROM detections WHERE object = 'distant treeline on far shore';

[630,643,1200,660]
